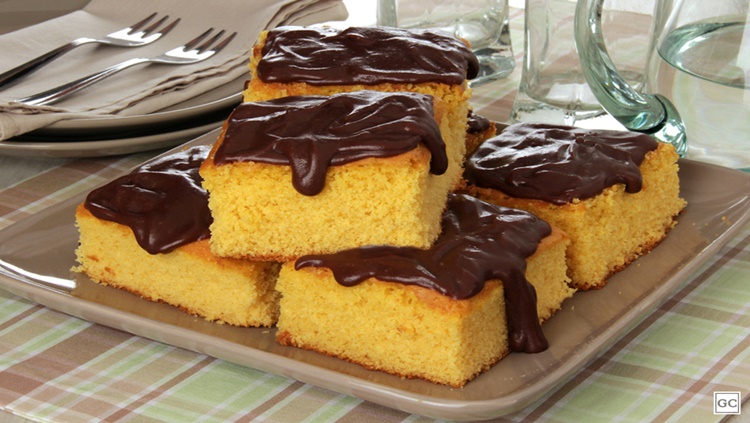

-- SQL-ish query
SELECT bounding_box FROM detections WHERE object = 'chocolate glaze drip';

[84,146,212,255]
[296,193,552,353]
[464,123,659,205]
[467,111,491,134]
[258,26,479,85]
[214,90,448,196]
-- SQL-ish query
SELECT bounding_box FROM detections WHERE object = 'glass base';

[509,94,626,130]
[470,49,515,86]
[468,17,515,87]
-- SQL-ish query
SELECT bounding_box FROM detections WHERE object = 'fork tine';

[195,30,226,52]
[126,13,158,34]
[195,31,237,54]
[154,18,181,36]
[211,32,237,53]
[183,28,215,51]
[139,15,170,35]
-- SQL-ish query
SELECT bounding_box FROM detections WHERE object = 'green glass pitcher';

[576,0,750,169]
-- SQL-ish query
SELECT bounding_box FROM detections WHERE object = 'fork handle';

[17,57,150,106]
[0,38,97,90]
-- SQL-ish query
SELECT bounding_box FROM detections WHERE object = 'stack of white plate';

[0,1,242,158]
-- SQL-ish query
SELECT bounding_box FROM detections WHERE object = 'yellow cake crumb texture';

[74,204,280,327]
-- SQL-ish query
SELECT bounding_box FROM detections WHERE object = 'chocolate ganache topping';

[464,123,659,205]
[467,110,491,134]
[295,193,553,353]
[213,90,448,196]
[84,146,212,255]
[258,26,479,85]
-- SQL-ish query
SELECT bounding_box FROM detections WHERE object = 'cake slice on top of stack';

[200,90,454,260]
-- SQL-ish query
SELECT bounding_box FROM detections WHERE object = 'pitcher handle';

[574,0,687,155]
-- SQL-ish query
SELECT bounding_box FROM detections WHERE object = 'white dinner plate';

[1,129,748,420]
[0,120,223,158]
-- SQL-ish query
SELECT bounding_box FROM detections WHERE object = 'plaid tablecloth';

[1,6,749,423]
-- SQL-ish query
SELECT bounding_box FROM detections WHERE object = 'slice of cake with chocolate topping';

[463,123,687,289]
[200,90,454,260]
[275,193,574,387]
[243,25,479,190]
[74,146,280,327]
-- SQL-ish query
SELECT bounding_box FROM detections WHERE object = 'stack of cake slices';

[75,25,685,388]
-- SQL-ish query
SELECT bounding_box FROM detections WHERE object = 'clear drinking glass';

[376,0,515,85]
[510,0,654,130]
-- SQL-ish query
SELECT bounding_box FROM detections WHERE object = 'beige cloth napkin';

[0,0,348,141]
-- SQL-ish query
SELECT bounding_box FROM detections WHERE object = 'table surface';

[1,4,749,423]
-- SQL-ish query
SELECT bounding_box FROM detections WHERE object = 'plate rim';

[0,122,224,158]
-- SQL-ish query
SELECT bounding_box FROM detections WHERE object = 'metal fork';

[0,13,180,89]
[17,29,237,107]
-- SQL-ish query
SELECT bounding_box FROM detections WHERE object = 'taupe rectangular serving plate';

[1,128,749,420]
